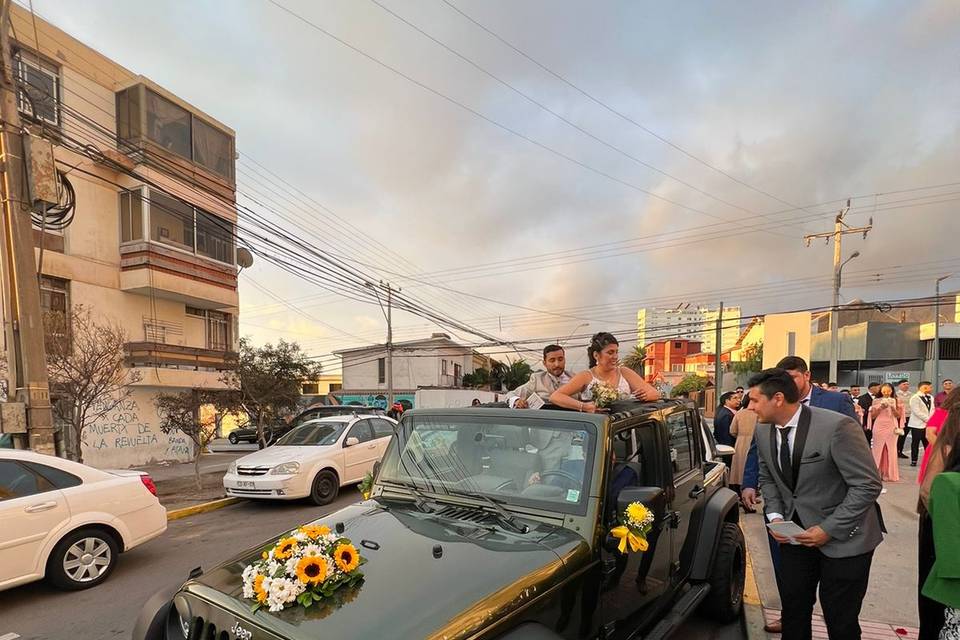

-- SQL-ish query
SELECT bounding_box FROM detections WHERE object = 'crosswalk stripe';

[0,632,22,640]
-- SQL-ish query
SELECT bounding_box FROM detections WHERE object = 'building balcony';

[125,341,237,372]
[120,241,237,308]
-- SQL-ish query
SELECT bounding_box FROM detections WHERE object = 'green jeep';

[134,400,744,640]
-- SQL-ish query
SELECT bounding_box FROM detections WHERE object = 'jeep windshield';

[378,413,596,515]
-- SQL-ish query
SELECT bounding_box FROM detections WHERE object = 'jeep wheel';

[309,470,339,506]
[701,522,745,622]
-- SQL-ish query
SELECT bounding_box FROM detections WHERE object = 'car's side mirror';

[617,486,666,517]
[344,436,360,447]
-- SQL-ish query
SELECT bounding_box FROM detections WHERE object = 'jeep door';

[663,408,704,581]
[599,421,673,627]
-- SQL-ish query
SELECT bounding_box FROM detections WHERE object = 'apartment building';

[9,7,239,467]
[637,305,741,355]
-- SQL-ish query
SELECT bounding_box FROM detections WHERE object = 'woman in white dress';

[550,332,660,413]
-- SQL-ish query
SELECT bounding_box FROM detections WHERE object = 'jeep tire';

[309,469,339,506]
[701,521,745,622]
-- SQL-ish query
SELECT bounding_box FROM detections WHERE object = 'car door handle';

[367,444,376,449]
[24,501,58,513]
[688,485,705,499]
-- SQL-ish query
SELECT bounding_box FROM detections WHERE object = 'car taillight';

[140,474,158,496]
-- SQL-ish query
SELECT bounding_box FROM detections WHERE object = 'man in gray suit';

[748,368,883,640]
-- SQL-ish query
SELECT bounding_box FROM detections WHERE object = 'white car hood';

[236,445,331,466]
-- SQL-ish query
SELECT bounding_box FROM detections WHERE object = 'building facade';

[637,305,741,355]
[8,7,239,467]
[334,333,491,408]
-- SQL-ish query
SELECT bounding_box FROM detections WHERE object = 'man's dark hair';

[719,391,736,405]
[775,356,808,373]
[919,380,932,387]
[748,368,801,403]
[543,344,564,359]
[868,382,880,389]
[736,386,744,392]
[828,382,838,387]
[840,389,851,395]
[945,379,954,385]
[897,379,908,385]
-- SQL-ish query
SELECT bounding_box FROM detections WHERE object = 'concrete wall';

[762,313,811,368]
[341,345,477,391]
[811,322,923,362]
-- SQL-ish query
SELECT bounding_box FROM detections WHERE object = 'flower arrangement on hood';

[242,523,365,612]
[610,501,655,554]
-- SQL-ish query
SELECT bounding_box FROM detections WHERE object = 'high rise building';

[637,306,741,354]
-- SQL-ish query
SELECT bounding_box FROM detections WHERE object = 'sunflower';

[253,575,268,604]
[299,524,331,540]
[274,536,299,560]
[333,543,360,573]
[295,556,328,586]
[626,502,649,525]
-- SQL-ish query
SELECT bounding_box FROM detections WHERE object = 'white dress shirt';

[767,404,803,523]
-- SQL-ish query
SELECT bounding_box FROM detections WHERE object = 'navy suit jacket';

[742,386,859,490]
[713,406,736,446]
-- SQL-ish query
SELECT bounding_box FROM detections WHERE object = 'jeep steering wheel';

[538,470,582,491]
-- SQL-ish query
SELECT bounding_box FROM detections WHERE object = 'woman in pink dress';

[868,382,904,482]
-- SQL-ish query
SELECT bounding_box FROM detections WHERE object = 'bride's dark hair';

[588,332,619,368]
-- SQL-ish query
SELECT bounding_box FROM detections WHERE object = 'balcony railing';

[125,341,237,371]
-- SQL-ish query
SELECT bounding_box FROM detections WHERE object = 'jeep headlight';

[271,462,300,475]
[172,594,191,639]
[227,462,237,475]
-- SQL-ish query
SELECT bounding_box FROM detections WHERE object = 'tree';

[155,390,227,490]
[44,305,142,463]
[671,374,710,397]
[622,345,647,374]
[499,360,533,391]
[461,367,490,389]
[222,338,322,448]
[732,341,763,375]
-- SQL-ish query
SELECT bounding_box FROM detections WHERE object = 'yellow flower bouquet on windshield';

[242,524,365,612]
[611,501,655,554]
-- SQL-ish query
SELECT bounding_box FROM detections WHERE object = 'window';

[145,89,191,159]
[346,420,374,444]
[378,358,385,384]
[149,190,194,251]
[371,418,394,439]
[301,383,320,395]
[454,363,462,384]
[674,342,683,349]
[670,364,684,372]
[206,310,229,350]
[119,189,144,243]
[441,359,448,375]
[185,306,205,318]
[23,461,81,490]
[15,52,59,126]
[117,85,235,181]
[40,276,68,316]
[0,460,54,501]
[195,210,234,264]
[666,411,695,476]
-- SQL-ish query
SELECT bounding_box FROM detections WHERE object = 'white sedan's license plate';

[237,481,256,489]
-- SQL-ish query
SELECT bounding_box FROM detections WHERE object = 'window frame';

[377,358,385,384]
[15,50,60,127]
[665,409,696,479]
[345,420,375,445]
[0,459,57,501]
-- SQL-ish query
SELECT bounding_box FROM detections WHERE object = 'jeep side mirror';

[617,486,666,516]
[344,436,360,447]
[372,461,381,477]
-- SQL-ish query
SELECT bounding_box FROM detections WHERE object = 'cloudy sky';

[36,0,960,370]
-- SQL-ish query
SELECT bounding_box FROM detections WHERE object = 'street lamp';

[559,323,588,346]
[934,274,955,390]
[830,251,861,383]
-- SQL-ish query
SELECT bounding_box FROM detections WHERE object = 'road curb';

[742,526,769,639]
[166,497,242,521]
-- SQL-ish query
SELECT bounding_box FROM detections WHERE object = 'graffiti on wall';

[337,393,415,409]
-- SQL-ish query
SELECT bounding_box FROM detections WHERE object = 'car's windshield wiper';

[377,479,435,512]
[441,488,529,535]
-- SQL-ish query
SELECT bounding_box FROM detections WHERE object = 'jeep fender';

[132,583,181,640]
[689,487,739,582]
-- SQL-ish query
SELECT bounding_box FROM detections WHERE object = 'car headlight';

[227,462,237,475]
[172,594,191,639]
[270,462,300,475]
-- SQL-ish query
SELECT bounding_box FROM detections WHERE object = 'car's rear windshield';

[379,414,596,515]
[275,421,348,446]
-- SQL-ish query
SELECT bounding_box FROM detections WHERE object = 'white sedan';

[0,449,167,592]
[223,414,396,505]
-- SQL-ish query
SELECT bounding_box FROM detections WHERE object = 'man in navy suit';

[740,356,858,634]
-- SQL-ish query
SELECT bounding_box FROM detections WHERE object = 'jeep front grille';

[187,616,223,640]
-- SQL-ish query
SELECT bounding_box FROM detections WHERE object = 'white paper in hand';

[526,393,545,410]
[766,521,806,545]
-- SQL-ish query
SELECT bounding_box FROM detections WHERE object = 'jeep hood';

[185,500,589,639]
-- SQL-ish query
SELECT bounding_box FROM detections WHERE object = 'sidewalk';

[744,456,921,638]
[133,451,246,510]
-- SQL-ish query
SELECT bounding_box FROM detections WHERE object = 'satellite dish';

[236,247,254,269]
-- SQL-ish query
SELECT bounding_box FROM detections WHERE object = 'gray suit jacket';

[757,405,884,558]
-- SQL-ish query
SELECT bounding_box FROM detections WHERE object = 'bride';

[550,332,660,413]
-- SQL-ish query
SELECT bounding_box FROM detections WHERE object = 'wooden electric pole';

[0,0,54,453]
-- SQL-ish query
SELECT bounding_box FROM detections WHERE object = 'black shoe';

[911,461,918,467]
[898,453,909,459]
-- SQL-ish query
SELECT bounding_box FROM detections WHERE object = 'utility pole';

[714,302,724,394]
[385,282,393,408]
[934,274,953,391]
[804,200,871,384]
[0,0,54,453]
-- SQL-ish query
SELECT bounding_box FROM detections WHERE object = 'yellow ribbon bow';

[610,526,649,554]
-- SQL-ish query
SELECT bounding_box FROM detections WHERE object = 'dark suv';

[227,406,384,445]
[135,400,743,640]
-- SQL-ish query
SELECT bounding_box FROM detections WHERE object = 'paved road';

[0,494,744,640]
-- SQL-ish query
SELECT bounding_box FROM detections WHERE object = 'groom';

[505,344,574,408]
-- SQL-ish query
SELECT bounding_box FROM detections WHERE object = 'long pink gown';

[869,400,903,482]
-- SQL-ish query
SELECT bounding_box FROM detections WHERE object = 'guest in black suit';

[857,383,879,445]
[713,391,739,446]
